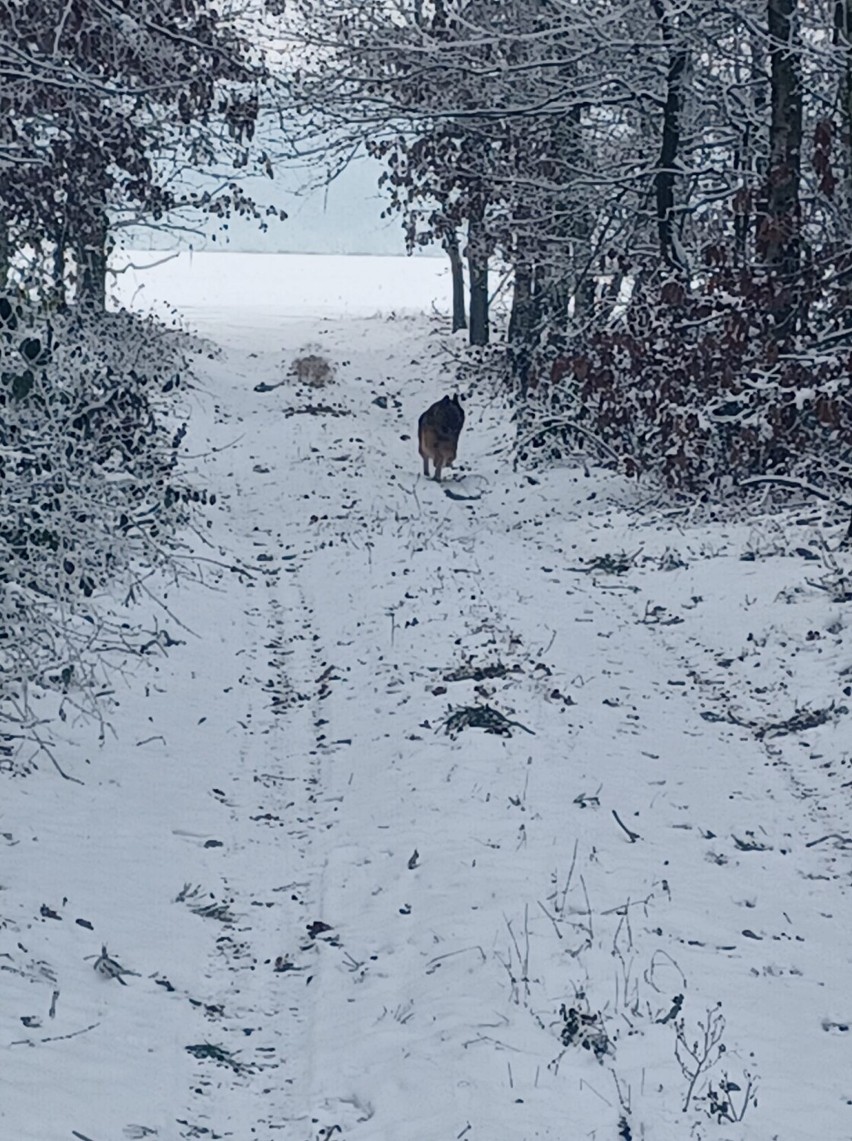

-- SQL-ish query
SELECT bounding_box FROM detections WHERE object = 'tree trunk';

[732,32,768,265]
[508,259,535,397]
[444,231,467,332]
[570,207,596,325]
[533,116,575,335]
[0,216,9,291]
[509,260,534,346]
[651,0,689,270]
[747,31,770,260]
[76,202,110,311]
[834,0,852,206]
[762,0,802,336]
[52,232,67,310]
[466,210,489,346]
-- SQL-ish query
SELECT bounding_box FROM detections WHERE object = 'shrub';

[518,252,852,494]
[0,297,204,739]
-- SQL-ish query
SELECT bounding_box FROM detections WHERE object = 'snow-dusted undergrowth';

[2,254,851,1140]
[0,300,206,764]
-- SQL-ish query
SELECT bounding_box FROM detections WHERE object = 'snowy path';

[4,275,852,1140]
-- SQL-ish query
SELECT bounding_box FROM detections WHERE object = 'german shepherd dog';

[418,394,465,480]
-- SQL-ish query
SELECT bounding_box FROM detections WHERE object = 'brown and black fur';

[418,394,465,481]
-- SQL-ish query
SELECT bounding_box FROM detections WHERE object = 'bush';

[0,297,204,734]
[518,253,852,494]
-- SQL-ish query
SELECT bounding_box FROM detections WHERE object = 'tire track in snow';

[174,348,333,1138]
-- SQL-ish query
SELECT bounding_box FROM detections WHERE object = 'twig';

[579,875,594,944]
[676,1006,726,1112]
[578,1077,613,1107]
[515,416,623,464]
[504,912,531,1002]
[131,577,200,637]
[28,730,84,785]
[612,809,640,843]
[600,891,654,916]
[167,552,257,579]
[182,433,247,459]
[537,899,563,940]
[612,906,636,1012]
[11,1021,100,1047]
[111,250,180,275]
[805,832,852,849]
[424,946,487,975]
[557,838,579,915]
[739,475,852,510]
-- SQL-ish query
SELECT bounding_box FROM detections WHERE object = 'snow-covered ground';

[3,254,852,1141]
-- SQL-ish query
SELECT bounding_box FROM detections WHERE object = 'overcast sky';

[132,158,440,257]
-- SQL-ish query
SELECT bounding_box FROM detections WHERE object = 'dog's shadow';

[443,486,482,501]
[439,471,488,501]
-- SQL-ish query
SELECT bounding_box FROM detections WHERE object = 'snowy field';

[113,250,453,325]
[3,253,852,1141]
